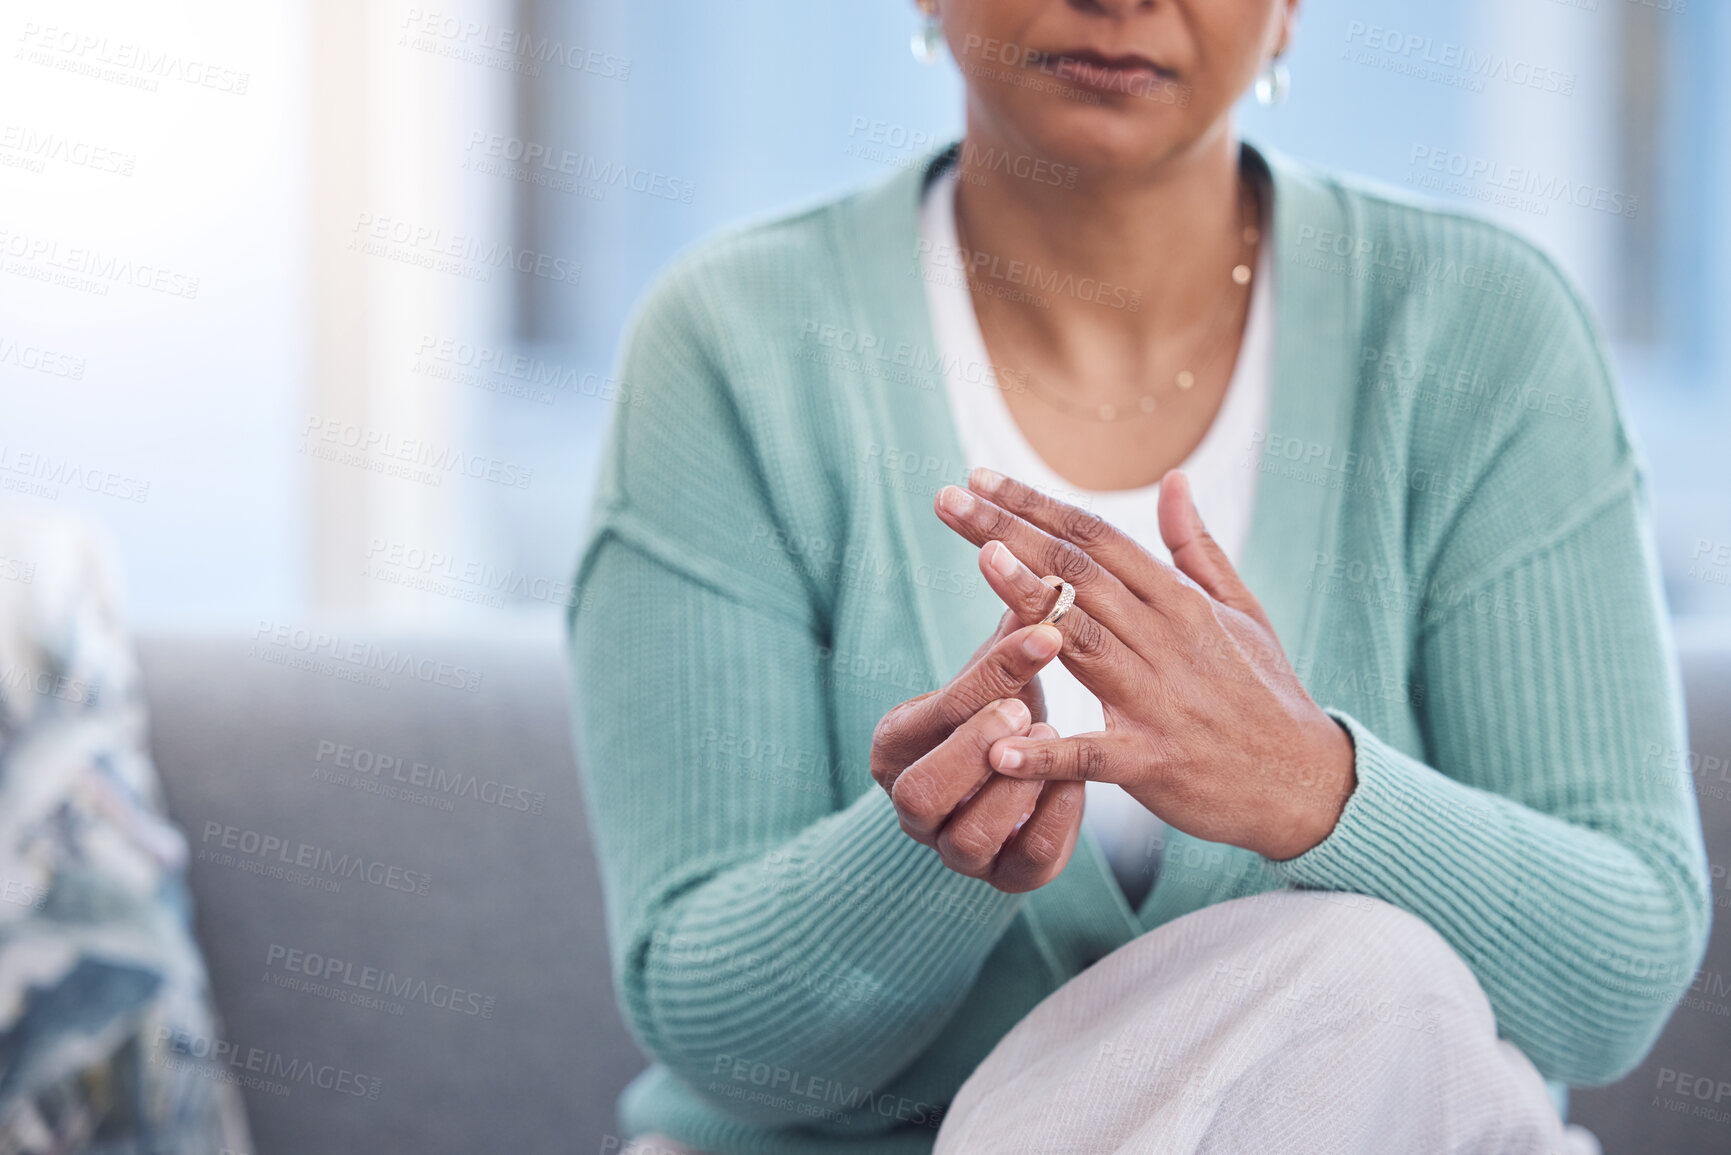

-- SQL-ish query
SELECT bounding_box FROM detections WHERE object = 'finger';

[953,719,1062,810]
[988,731,1125,784]
[934,722,1059,869]
[935,483,1146,641]
[892,697,1031,842]
[961,607,1021,670]
[969,467,1179,606]
[1157,469,1271,630]
[959,609,1048,725]
[935,773,1045,878]
[913,621,1061,736]
[990,779,1086,893]
[978,540,1152,702]
[871,624,1058,789]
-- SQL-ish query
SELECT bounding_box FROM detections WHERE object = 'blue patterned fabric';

[0,511,251,1154]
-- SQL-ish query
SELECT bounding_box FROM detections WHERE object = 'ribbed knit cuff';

[786,788,1030,963]
[634,786,1033,1113]
[1273,708,1497,892]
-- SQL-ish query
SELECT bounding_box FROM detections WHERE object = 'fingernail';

[1021,624,1060,661]
[939,486,975,516]
[996,745,1024,771]
[971,467,1004,494]
[996,698,1029,730]
[987,540,1019,580]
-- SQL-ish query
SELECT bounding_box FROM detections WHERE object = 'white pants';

[936,890,1600,1155]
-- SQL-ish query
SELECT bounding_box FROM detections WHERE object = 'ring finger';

[936,485,1144,642]
[978,540,1149,705]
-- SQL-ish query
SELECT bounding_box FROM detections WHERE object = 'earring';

[1254,57,1290,106]
[911,7,942,65]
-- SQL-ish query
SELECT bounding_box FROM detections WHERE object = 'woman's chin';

[1001,105,1202,180]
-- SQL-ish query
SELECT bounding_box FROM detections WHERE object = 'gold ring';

[1039,575,1075,625]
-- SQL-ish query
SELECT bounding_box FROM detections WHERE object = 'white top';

[918,158,1275,910]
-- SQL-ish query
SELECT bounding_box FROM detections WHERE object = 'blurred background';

[3,2,1729,1153]
[3,0,1727,637]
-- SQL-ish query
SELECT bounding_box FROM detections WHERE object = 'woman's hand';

[871,609,1086,893]
[932,467,1356,862]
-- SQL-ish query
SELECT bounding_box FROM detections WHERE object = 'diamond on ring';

[1039,575,1076,625]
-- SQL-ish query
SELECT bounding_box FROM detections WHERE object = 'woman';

[570,1,1710,1152]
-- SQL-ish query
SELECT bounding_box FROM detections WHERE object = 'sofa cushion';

[138,630,644,1155]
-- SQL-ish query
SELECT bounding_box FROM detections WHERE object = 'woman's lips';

[1027,48,1180,96]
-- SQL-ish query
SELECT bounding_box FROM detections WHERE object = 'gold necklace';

[956,170,1261,424]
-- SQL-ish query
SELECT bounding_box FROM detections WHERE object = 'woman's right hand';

[870,614,1084,893]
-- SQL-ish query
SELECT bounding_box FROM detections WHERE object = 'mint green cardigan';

[568,141,1711,1154]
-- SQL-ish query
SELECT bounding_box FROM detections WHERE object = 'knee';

[1225,889,1489,1017]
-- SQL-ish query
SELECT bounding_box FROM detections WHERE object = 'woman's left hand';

[933,467,1357,862]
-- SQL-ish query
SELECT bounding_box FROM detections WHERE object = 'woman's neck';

[951,118,1250,376]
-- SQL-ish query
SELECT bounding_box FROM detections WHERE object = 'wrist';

[1263,710,1357,861]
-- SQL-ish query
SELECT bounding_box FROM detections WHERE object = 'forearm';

[573,537,1020,1122]
[1276,708,1708,1084]
[1274,490,1711,1084]
[631,788,1021,1121]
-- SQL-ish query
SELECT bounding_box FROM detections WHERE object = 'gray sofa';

[137,629,1731,1155]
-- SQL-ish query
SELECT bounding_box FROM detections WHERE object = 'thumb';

[1158,470,1270,628]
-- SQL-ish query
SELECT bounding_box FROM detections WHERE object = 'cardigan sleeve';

[1275,249,1712,1087]
[568,261,1024,1127]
